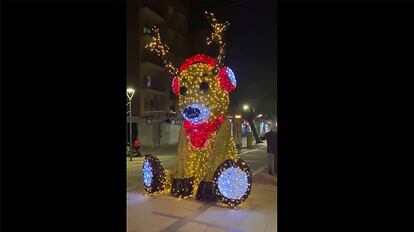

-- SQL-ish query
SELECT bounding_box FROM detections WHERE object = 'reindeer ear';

[172,76,180,96]
[218,66,236,92]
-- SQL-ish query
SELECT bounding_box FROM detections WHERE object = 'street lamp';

[127,88,135,100]
[127,88,135,161]
[243,104,250,111]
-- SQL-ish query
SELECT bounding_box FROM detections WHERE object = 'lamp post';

[127,88,135,161]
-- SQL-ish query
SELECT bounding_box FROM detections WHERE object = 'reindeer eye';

[199,82,209,93]
[179,87,187,96]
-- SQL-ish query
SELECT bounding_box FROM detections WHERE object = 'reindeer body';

[169,57,238,193]
[175,116,238,191]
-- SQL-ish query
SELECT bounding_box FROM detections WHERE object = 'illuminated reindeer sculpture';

[142,12,252,207]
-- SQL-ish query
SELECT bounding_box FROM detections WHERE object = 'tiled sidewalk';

[127,174,277,232]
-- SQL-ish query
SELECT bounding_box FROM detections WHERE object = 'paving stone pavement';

[127,143,277,232]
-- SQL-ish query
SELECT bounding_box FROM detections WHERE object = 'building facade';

[127,0,190,146]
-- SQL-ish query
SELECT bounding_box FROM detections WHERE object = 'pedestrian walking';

[261,123,277,175]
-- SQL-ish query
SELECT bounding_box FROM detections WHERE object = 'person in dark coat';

[261,123,277,175]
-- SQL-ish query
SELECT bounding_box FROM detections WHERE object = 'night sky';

[189,0,277,118]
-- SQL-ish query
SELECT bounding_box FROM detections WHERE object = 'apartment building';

[127,0,190,146]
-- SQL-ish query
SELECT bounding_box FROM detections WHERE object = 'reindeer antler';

[205,11,230,73]
[145,27,179,76]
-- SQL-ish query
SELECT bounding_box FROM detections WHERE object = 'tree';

[242,107,262,144]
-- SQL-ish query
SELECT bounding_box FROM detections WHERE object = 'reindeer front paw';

[142,154,166,193]
[213,159,252,207]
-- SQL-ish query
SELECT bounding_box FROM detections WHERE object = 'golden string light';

[144,26,178,76]
[205,11,229,70]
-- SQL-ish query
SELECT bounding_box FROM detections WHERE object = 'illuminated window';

[143,26,151,35]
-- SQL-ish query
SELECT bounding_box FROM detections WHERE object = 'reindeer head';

[172,54,236,124]
[145,12,236,148]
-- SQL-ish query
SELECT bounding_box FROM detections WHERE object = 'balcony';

[142,77,166,94]
[141,33,152,50]
[143,96,167,117]
[143,110,167,118]
[142,88,166,97]
[141,50,165,71]
[141,0,164,25]
[173,11,186,34]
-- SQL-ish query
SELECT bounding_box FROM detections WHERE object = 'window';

[143,26,151,35]
[144,75,152,89]
[144,98,153,111]
[144,97,163,112]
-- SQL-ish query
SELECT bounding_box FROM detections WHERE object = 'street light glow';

[235,114,242,119]
[243,104,249,111]
[257,114,263,118]
[127,88,135,100]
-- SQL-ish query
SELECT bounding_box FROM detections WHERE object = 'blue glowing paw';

[213,159,252,207]
[142,154,166,193]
